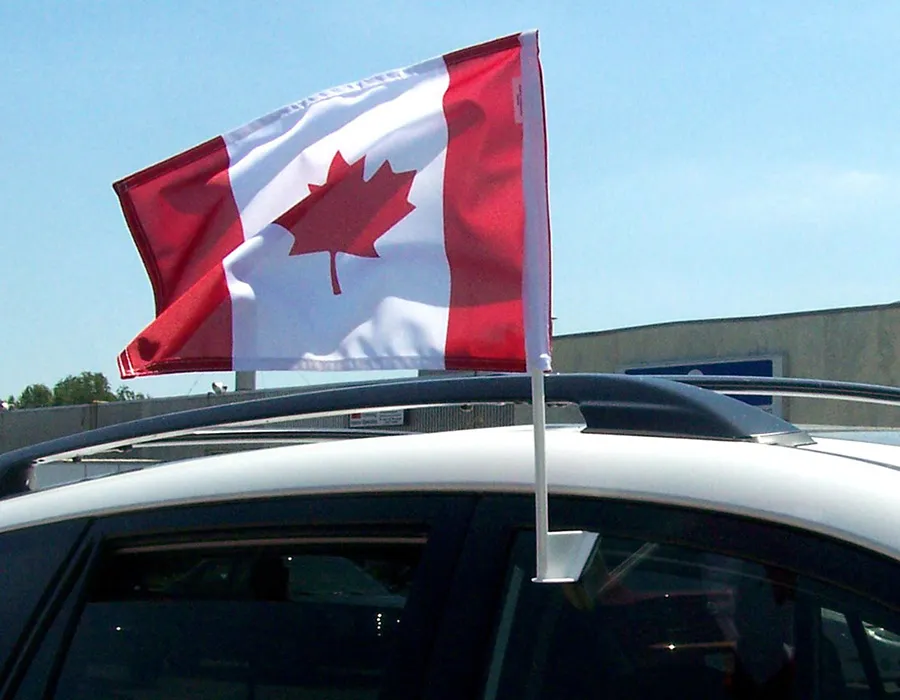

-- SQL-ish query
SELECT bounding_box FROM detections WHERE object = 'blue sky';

[2,2,898,399]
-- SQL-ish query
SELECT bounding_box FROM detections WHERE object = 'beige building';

[552,301,900,427]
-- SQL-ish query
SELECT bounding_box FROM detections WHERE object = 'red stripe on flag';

[113,136,244,377]
[441,37,527,372]
[118,265,233,378]
[114,136,244,313]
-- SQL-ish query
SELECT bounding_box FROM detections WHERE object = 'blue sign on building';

[622,356,783,414]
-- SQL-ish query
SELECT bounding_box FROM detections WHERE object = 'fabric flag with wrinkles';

[114,31,552,379]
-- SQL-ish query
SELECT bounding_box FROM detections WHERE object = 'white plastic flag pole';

[531,367,550,581]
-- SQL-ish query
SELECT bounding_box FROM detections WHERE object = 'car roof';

[4,424,900,564]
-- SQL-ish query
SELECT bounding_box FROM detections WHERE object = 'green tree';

[52,372,116,406]
[115,385,149,401]
[17,383,54,408]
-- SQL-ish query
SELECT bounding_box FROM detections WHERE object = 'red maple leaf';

[274,151,417,295]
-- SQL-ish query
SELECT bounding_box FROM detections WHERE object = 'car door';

[427,494,900,700]
[2,493,477,700]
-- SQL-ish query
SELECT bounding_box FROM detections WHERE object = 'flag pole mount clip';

[532,530,600,584]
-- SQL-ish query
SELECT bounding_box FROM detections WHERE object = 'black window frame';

[10,492,900,700]
[5,493,477,700]
[422,494,900,700]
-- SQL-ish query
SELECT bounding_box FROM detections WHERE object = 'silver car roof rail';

[0,373,810,499]
[105,427,415,448]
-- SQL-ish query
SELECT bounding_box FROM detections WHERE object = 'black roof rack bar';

[665,376,900,407]
[0,373,807,499]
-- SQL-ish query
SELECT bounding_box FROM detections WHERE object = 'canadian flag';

[114,31,551,379]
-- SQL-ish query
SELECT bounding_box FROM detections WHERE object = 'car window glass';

[821,606,900,697]
[0,521,84,675]
[51,538,423,700]
[484,532,900,700]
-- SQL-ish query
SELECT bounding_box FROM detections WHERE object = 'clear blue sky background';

[2,2,898,400]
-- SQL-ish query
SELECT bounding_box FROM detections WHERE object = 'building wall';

[0,389,305,455]
[0,385,512,458]
[552,302,900,426]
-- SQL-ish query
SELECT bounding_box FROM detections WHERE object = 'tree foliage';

[115,385,148,401]
[52,372,116,406]
[11,372,149,408]
[17,383,54,409]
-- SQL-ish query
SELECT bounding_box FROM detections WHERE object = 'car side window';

[51,537,424,700]
[484,531,900,700]
[0,521,85,677]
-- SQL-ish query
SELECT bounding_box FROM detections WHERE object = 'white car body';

[3,374,900,699]
[3,426,900,562]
